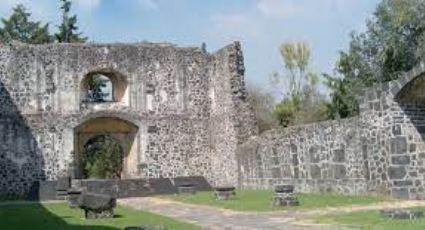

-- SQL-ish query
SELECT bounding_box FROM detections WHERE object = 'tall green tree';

[272,42,328,127]
[55,0,87,43]
[327,0,425,118]
[0,4,51,44]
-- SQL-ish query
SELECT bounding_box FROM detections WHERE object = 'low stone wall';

[28,176,212,200]
[237,118,371,195]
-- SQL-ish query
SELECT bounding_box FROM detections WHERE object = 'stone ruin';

[238,61,425,200]
[0,41,257,197]
[3,40,425,201]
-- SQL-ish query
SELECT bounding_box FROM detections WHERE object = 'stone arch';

[80,69,128,103]
[389,61,425,98]
[395,73,425,106]
[73,117,139,179]
[383,61,425,199]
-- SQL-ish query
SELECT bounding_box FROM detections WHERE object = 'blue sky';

[0,0,379,89]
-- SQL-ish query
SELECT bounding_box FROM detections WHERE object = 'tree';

[82,135,123,179]
[271,41,328,127]
[0,4,51,44]
[327,0,425,118]
[55,0,87,43]
[272,42,311,98]
[86,74,111,102]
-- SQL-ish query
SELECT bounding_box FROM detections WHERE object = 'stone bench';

[214,186,236,200]
[78,192,116,219]
[272,184,299,207]
[67,188,82,209]
[380,209,423,220]
[177,184,196,195]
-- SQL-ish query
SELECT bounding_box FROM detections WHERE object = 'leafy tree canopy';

[55,0,87,43]
[0,4,51,44]
[327,0,425,118]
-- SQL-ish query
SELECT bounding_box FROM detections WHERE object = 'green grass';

[0,202,200,230]
[162,190,388,212]
[315,208,425,230]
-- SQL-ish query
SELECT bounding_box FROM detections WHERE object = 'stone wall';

[237,61,425,199]
[237,118,371,195]
[0,41,257,197]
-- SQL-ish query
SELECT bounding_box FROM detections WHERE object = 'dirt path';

[120,197,387,230]
[119,197,425,230]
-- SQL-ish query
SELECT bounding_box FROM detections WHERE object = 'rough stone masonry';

[238,61,425,200]
[0,41,257,196]
[3,40,425,200]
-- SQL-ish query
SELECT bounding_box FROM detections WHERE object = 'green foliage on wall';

[82,135,123,179]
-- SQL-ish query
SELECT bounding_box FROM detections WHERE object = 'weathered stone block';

[393,180,413,187]
[391,137,407,154]
[274,184,294,193]
[380,209,423,219]
[309,146,320,163]
[392,125,401,136]
[391,155,410,165]
[78,193,116,219]
[272,193,299,207]
[67,188,82,209]
[214,187,236,200]
[332,149,345,162]
[392,188,409,199]
[333,165,346,179]
[310,165,321,179]
[388,166,407,179]
[56,176,71,191]
[177,184,196,195]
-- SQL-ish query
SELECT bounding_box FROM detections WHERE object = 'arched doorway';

[73,117,139,179]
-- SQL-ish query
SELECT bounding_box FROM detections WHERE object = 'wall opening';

[73,117,138,179]
[81,135,123,179]
[81,71,127,103]
[395,73,425,138]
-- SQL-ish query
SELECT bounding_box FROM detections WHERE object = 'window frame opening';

[80,71,128,104]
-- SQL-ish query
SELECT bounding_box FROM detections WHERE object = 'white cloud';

[137,0,159,11]
[256,0,303,18]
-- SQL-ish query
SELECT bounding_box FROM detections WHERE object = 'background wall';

[236,62,425,199]
[0,42,256,197]
[237,118,370,195]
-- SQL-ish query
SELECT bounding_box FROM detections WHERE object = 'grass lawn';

[315,208,425,230]
[161,190,388,212]
[0,202,200,230]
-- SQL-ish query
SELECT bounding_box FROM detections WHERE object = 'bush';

[82,135,123,179]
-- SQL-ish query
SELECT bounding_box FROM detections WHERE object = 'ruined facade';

[0,42,257,196]
[4,40,425,200]
[238,62,425,199]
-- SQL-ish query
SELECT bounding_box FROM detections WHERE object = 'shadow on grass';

[0,202,119,230]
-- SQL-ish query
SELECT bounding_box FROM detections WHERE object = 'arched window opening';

[86,74,113,102]
[82,135,123,179]
[81,71,127,103]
